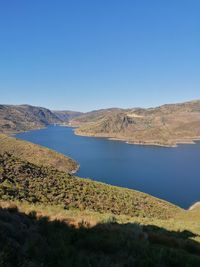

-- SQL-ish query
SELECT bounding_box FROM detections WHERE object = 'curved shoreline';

[73,129,200,148]
[188,202,200,211]
[12,125,199,210]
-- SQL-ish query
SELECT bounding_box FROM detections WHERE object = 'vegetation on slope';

[0,134,78,173]
[0,153,180,220]
[0,104,61,133]
[1,202,200,267]
[71,100,200,147]
[1,152,200,266]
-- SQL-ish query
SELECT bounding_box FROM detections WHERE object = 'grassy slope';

[0,153,180,220]
[1,154,200,265]
[0,134,78,173]
[1,201,200,266]
[71,100,200,147]
[1,200,199,239]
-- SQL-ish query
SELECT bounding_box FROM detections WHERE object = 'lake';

[16,125,200,209]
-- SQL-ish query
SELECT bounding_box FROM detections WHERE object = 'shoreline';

[73,129,200,148]
[7,124,199,210]
[6,125,80,175]
[188,202,200,211]
[69,164,80,175]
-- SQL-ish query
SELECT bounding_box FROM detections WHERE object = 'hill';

[0,134,78,173]
[2,101,200,147]
[53,110,83,123]
[70,100,200,147]
[0,153,180,219]
[0,104,62,133]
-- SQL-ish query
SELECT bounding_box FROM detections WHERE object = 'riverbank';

[14,125,200,209]
[189,202,200,211]
[74,128,200,148]
[0,132,78,174]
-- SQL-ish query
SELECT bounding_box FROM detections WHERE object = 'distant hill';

[0,104,62,133]
[70,100,200,147]
[2,100,200,147]
[53,110,83,122]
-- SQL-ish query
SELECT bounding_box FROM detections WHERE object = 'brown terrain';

[69,100,200,147]
[0,104,61,133]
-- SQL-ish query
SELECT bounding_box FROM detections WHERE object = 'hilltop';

[70,100,200,147]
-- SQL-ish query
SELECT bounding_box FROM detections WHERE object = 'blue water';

[16,125,200,208]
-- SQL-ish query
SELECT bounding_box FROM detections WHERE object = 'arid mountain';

[0,104,62,133]
[70,100,200,147]
[53,110,83,122]
[1,100,200,146]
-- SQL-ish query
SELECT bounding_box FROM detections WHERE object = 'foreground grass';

[1,201,200,241]
[1,201,200,267]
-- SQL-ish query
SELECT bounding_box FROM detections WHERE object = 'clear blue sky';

[0,1,200,111]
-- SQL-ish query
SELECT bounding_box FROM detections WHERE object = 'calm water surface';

[16,125,200,208]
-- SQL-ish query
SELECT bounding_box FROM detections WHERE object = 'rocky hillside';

[71,100,200,147]
[0,104,62,133]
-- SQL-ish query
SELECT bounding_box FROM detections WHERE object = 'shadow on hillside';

[0,207,200,267]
